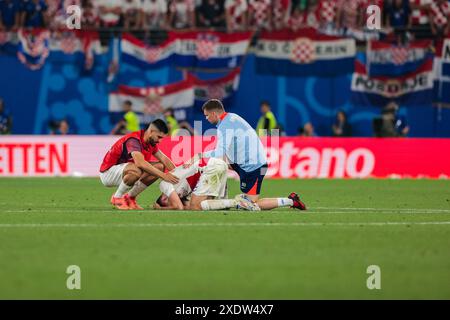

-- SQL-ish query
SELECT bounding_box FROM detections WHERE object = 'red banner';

[0,136,449,179]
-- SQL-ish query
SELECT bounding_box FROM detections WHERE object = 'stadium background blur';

[0,0,450,138]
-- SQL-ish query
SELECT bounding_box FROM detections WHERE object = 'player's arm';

[131,151,179,184]
[153,150,176,172]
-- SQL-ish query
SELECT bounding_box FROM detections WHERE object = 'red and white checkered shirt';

[337,0,365,29]
[319,0,338,25]
[430,1,450,28]
[169,0,195,29]
[410,0,432,25]
[225,0,248,31]
[248,0,272,29]
[288,8,320,31]
[273,0,291,30]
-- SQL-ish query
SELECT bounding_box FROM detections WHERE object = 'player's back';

[218,112,267,172]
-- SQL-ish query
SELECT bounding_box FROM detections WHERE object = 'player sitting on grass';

[99,119,180,210]
[154,155,306,212]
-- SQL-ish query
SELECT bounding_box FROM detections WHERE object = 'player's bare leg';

[246,194,307,211]
[126,162,165,210]
[192,194,237,211]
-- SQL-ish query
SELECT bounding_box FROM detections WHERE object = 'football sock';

[200,199,237,210]
[277,198,294,207]
[127,180,148,198]
[114,181,133,198]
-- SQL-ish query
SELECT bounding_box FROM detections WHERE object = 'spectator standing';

[409,0,432,38]
[336,0,364,32]
[122,0,143,30]
[225,0,247,32]
[272,0,291,30]
[50,119,72,135]
[332,110,352,137]
[110,100,140,135]
[81,0,100,28]
[319,0,338,32]
[168,0,196,29]
[0,98,12,134]
[298,122,317,137]
[256,101,278,136]
[429,0,450,38]
[21,0,48,28]
[163,107,180,136]
[197,0,226,29]
[141,0,168,29]
[386,0,412,30]
[95,0,122,27]
[248,0,272,31]
[0,0,21,30]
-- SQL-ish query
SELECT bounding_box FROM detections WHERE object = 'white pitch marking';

[314,207,450,213]
[0,222,449,228]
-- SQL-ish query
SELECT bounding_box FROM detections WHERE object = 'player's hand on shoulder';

[163,172,180,184]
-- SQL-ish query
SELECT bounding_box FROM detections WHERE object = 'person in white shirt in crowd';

[168,0,196,29]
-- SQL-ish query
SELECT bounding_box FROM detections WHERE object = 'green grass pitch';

[0,178,449,299]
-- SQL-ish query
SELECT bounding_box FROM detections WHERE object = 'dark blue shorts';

[230,164,268,195]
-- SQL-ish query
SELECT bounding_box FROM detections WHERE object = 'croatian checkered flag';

[196,33,218,60]
[391,47,409,66]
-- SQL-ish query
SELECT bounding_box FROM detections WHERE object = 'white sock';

[114,181,133,198]
[201,199,237,210]
[277,198,294,207]
[127,180,148,198]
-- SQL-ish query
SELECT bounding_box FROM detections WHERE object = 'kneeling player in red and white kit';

[154,157,232,211]
[99,119,180,210]
[154,156,306,212]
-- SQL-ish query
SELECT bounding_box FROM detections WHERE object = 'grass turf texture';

[0,178,449,299]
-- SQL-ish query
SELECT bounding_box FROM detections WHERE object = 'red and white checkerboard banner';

[196,34,219,60]
[248,0,271,28]
[430,1,450,28]
[320,0,337,24]
[391,47,409,66]
[145,47,162,63]
[291,38,315,64]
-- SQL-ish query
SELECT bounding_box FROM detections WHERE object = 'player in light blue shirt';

[185,99,306,211]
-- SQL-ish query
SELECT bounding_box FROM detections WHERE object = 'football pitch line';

[315,207,450,213]
[0,207,450,214]
[0,222,450,228]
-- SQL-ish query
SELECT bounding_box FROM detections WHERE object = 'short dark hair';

[261,100,270,107]
[151,118,169,134]
[123,100,132,106]
[202,99,224,112]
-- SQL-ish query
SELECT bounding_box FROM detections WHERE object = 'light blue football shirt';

[203,113,267,173]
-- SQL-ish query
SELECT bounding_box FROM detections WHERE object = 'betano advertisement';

[0,136,449,179]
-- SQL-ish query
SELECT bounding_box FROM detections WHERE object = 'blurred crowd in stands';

[0,0,449,39]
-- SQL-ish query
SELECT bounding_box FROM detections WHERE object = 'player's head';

[146,119,169,146]
[123,100,132,112]
[260,101,270,114]
[202,99,225,125]
[156,194,169,207]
